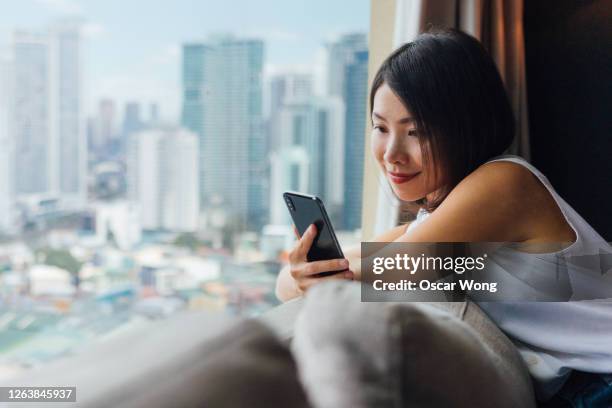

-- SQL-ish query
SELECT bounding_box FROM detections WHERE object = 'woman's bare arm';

[357,162,548,283]
[344,222,411,280]
[275,222,411,301]
[275,263,298,302]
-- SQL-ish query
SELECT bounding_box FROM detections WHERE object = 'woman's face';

[371,83,442,202]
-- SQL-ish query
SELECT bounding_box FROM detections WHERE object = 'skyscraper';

[100,99,116,130]
[127,127,199,232]
[181,43,206,138]
[53,22,86,207]
[89,99,116,155]
[267,72,313,153]
[181,43,206,220]
[181,36,265,231]
[268,73,313,118]
[326,33,368,98]
[269,146,309,225]
[0,55,15,233]
[149,103,159,124]
[342,47,368,231]
[122,102,143,143]
[276,96,344,222]
[12,23,86,209]
[323,33,369,230]
[13,31,52,195]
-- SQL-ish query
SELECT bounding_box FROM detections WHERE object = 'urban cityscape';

[0,6,368,379]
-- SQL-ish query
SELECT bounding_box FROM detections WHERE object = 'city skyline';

[0,3,370,238]
[0,29,370,236]
[0,3,371,379]
[0,0,369,120]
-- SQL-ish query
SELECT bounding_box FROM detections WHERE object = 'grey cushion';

[5,312,310,408]
[140,318,311,408]
[292,281,536,408]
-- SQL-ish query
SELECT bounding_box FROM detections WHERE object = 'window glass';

[0,0,369,376]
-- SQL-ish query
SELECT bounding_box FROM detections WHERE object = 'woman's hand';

[287,224,354,295]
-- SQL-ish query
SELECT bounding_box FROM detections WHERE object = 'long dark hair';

[370,28,515,211]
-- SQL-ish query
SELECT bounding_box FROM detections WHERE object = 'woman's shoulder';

[454,159,575,243]
[448,158,539,210]
[468,158,540,197]
[398,162,530,242]
[399,156,575,243]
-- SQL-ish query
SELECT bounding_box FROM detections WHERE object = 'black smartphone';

[283,191,344,263]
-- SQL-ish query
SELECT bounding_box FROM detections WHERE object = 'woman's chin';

[392,188,425,202]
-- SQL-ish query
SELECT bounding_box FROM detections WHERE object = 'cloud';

[264,63,313,77]
[82,22,107,39]
[0,27,12,49]
[321,29,368,44]
[88,44,182,120]
[34,0,83,15]
[242,28,304,43]
[149,44,180,66]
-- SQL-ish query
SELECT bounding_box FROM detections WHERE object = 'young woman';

[276,29,612,403]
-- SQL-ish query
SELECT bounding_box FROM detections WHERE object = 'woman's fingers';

[295,224,317,259]
[292,224,300,240]
[291,258,349,279]
[296,270,354,292]
[287,224,353,294]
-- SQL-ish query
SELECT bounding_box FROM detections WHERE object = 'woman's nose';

[383,134,407,165]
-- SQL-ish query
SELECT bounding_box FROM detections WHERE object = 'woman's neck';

[424,187,445,209]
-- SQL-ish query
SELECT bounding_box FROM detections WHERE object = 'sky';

[0,0,369,122]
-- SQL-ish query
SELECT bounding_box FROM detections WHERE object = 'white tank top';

[405,154,612,399]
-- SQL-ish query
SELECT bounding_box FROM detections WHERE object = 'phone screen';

[284,192,344,262]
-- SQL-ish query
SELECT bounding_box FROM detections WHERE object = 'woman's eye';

[373,125,387,133]
[407,129,418,137]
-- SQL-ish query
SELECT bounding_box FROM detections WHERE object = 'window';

[0,1,369,377]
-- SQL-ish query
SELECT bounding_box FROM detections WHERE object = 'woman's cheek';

[371,134,386,164]
[406,137,424,167]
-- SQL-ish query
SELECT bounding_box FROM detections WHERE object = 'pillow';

[5,312,311,408]
[291,281,535,408]
[122,318,312,408]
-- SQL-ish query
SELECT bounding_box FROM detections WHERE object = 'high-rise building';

[269,146,309,225]
[149,103,159,124]
[99,99,116,148]
[181,43,206,139]
[319,33,370,230]
[127,127,199,232]
[122,102,142,131]
[269,73,313,117]
[181,37,265,231]
[181,43,206,224]
[326,33,368,98]
[89,98,117,158]
[157,130,200,231]
[13,31,52,195]
[268,72,313,153]
[53,22,86,207]
[12,23,86,209]
[0,55,15,233]
[342,48,369,231]
[276,96,344,222]
[122,102,143,144]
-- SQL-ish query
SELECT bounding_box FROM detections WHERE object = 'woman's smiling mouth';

[387,171,421,184]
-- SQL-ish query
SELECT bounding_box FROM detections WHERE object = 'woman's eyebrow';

[372,111,414,124]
